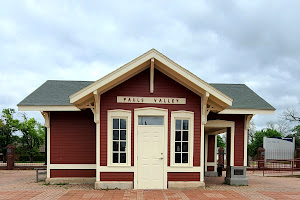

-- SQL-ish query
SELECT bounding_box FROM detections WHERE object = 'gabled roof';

[17,80,275,114]
[17,80,92,111]
[69,49,233,108]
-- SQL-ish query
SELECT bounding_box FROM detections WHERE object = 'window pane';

[113,119,119,129]
[120,119,126,129]
[182,142,188,152]
[120,153,126,163]
[175,131,181,141]
[175,153,181,163]
[175,142,181,152]
[113,141,119,151]
[183,120,189,130]
[175,120,181,130]
[138,116,163,125]
[120,130,126,140]
[182,153,188,163]
[113,130,119,140]
[182,131,188,141]
[120,142,126,151]
[113,153,118,163]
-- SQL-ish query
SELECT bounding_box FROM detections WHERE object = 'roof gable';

[69,49,232,109]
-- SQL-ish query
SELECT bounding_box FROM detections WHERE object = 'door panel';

[137,126,164,189]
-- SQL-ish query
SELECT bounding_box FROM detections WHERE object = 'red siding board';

[207,113,245,166]
[50,169,96,178]
[50,110,96,164]
[167,172,200,181]
[100,172,134,181]
[207,166,214,171]
[100,67,202,166]
[207,135,215,162]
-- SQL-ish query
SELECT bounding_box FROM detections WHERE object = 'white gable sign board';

[263,137,295,160]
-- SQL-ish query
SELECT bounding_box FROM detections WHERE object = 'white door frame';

[134,107,168,189]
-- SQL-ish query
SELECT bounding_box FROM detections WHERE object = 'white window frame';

[107,109,131,166]
[171,111,194,167]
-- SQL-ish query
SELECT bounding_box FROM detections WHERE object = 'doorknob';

[159,153,163,160]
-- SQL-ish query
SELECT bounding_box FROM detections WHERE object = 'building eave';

[18,105,81,111]
[218,108,275,115]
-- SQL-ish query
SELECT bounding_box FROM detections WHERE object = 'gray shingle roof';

[18,80,275,110]
[17,80,93,106]
[210,83,275,110]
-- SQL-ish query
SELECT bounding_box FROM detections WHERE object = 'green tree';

[217,135,225,148]
[18,114,45,162]
[286,125,300,149]
[0,109,19,162]
[248,129,283,158]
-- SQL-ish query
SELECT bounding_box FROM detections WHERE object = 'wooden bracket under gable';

[245,114,254,130]
[93,90,100,124]
[201,92,210,124]
[41,111,50,128]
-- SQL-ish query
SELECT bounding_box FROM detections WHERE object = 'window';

[138,116,164,125]
[107,110,131,166]
[175,119,189,163]
[112,118,127,163]
[171,111,194,166]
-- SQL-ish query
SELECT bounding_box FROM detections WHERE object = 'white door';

[137,126,164,189]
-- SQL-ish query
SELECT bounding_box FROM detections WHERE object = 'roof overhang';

[70,49,233,110]
[18,105,80,111]
[219,108,275,115]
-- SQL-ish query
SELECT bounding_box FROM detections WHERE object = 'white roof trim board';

[69,49,233,106]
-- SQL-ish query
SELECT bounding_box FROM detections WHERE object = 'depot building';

[18,49,275,189]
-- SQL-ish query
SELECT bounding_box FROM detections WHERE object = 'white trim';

[94,92,101,182]
[200,96,205,182]
[99,166,135,172]
[134,107,168,189]
[205,120,235,166]
[49,164,96,169]
[205,134,217,171]
[166,167,202,172]
[244,115,253,166]
[18,105,80,111]
[150,58,154,93]
[107,109,132,167]
[42,112,51,179]
[69,49,232,106]
[219,108,275,115]
[170,111,194,167]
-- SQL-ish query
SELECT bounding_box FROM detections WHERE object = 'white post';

[41,112,50,179]
[93,91,101,182]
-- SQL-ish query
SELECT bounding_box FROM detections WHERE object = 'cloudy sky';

[0,0,299,130]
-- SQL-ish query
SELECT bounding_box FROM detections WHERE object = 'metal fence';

[248,159,300,176]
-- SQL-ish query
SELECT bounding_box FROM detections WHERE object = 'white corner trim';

[69,49,232,106]
[170,111,194,167]
[219,108,275,115]
[49,164,96,169]
[107,109,132,167]
[18,105,81,111]
[46,113,50,178]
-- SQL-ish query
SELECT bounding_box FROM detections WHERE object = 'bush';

[33,155,45,161]
[19,155,30,161]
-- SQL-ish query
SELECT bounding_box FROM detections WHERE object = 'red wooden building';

[18,49,275,189]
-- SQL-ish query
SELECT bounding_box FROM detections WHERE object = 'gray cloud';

[0,0,299,131]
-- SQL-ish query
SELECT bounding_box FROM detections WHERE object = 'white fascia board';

[69,49,233,106]
[18,105,81,111]
[70,50,154,103]
[154,50,233,106]
[219,108,275,115]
